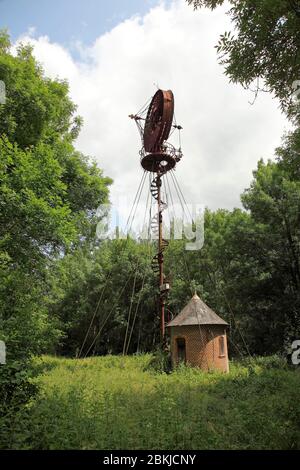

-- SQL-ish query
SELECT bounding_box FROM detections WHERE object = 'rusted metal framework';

[130,89,183,343]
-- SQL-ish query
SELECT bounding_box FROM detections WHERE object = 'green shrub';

[146,349,172,373]
[4,354,300,450]
[0,360,38,449]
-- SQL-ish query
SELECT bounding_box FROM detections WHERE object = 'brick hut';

[167,293,229,372]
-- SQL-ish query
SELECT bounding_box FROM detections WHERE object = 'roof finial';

[192,290,200,300]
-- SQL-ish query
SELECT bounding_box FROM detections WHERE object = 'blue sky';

[0,0,163,47]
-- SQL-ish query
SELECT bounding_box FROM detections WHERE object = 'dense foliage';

[0,30,112,420]
[0,31,112,363]
[2,355,299,450]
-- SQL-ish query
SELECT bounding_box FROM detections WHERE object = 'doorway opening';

[176,337,186,363]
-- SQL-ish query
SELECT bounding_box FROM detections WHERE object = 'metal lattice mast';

[157,172,165,341]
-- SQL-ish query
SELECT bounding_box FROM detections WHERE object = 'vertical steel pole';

[157,172,165,342]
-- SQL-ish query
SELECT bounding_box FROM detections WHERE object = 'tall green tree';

[0,31,112,362]
[241,158,300,351]
[46,239,157,356]
[187,0,300,121]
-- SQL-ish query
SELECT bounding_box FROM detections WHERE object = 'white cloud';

[15,0,289,215]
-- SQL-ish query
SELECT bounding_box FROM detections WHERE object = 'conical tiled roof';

[167,293,228,327]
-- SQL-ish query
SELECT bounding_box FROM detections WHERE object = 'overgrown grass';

[4,354,300,450]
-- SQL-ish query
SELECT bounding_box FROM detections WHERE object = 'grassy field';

[6,354,300,450]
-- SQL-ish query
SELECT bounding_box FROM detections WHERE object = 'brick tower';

[167,293,229,372]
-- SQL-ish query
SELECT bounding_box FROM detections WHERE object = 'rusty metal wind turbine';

[129,89,183,344]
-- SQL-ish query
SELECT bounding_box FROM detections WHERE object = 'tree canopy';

[187,0,300,122]
[0,30,112,361]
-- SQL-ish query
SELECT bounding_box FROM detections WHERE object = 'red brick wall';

[168,325,229,373]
